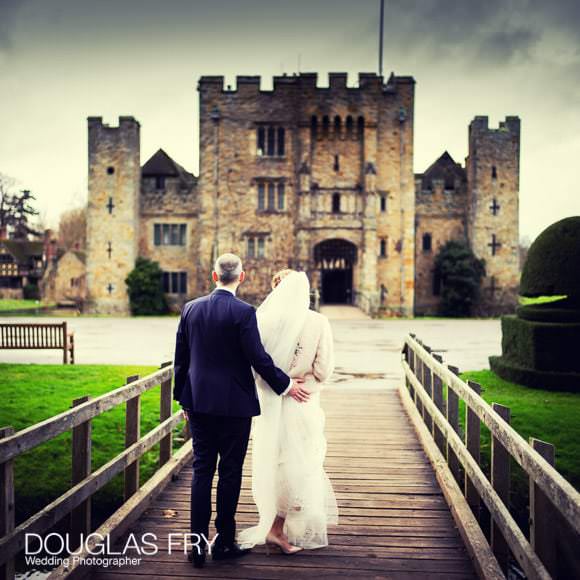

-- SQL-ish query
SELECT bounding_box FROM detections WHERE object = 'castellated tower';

[197,72,416,316]
[86,116,140,314]
[466,116,520,313]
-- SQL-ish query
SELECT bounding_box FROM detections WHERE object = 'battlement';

[197,72,415,95]
[87,116,140,130]
[469,115,520,135]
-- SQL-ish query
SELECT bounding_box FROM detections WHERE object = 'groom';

[173,253,310,568]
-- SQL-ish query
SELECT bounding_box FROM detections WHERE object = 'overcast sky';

[1,0,579,241]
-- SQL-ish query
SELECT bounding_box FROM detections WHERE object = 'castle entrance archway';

[314,239,357,304]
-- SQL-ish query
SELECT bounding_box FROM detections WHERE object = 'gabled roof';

[141,149,194,180]
[419,151,466,190]
[0,240,44,264]
[142,149,180,176]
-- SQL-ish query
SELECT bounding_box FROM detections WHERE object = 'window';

[334,115,341,138]
[258,183,265,210]
[162,271,187,294]
[247,237,255,258]
[332,192,341,213]
[380,238,387,257]
[422,233,432,252]
[257,127,265,155]
[346,116,354,138]
[155,176,165,190]
[333,154,340,172]
[380,195,387,212]
[357,116,365,138]
[322,115,330,138]
[256,180,286,212]
[247,235,267,259]
[277,127,285,156]
[310,115,317,138]
[267,127,275,156]
[257,125,285,157]
[154,224,186,246]
[107,166,115,175]
[267,182,275,210]
[492,165,497,179]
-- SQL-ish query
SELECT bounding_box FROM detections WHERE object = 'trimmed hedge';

[489,355,580,392]
[520,216,580,299]
[499,315,580,372]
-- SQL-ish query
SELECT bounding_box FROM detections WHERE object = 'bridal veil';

[238,271,338,550]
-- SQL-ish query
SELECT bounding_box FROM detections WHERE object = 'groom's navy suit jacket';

[173,288,290,417]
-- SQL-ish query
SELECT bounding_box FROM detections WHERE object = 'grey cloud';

[478,27,541,63]
[0,0,23,49]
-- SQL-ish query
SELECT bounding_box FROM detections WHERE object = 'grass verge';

[0,363,186,526]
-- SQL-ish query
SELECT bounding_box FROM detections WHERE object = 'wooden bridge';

[0,335,579,580]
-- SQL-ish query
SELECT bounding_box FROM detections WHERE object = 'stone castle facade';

[85,73,520,316]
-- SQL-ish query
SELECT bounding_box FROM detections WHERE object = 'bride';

[238,269,338,554]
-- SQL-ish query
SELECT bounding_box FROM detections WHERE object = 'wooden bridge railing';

[401,334,580,580]
[0,363,190,580]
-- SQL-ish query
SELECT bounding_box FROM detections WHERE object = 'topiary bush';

[434,240,486,317]
[125,257,168,315]
[520,216,580,300]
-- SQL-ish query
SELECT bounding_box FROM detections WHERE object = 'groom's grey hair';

[214,253,243,284]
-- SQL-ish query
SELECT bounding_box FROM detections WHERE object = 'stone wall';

[85,117,140,314]
[83,76,520,318]
[466,116,520,315]
[41,251,86,305]
[197,73,415,315]
[414,178,467,315]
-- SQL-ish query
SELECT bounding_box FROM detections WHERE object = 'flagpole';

[379,0,385,77]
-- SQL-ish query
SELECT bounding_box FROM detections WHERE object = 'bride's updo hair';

[271,268,295,289]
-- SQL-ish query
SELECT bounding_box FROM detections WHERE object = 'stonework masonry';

[84,73,520,316]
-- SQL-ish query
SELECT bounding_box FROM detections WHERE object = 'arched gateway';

[314,239,357,304]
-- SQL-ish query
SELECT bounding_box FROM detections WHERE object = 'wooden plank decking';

[91,389,477,580]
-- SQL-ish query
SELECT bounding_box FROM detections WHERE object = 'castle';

[85,72,520,316]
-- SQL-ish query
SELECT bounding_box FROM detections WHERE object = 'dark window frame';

[154,223,187,247]
[332,192,341,213]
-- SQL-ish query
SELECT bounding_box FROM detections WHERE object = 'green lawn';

[0,364,187,526]
[0,299,44,311]
[457,370,580,532]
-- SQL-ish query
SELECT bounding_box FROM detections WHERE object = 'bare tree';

[58,207,87,251]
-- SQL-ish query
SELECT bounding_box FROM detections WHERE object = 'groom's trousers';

[186,411,252,547]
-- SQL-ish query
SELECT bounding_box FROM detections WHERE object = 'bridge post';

[491,402,511,573]
[124,375,141,500]
[423,346,433,433]
[530,438,558,577]
[0,426,15,580]
[415,340,424,417]
[446,365,461,484]
[71,395,92,550]
[432,354,445,453]
[407,343,416,402]
[465,381,482,520]
[159,362,173,467]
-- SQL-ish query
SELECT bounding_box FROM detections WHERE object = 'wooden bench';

[0,322,75,364]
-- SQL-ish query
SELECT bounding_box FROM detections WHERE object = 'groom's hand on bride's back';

[287,378,310,403]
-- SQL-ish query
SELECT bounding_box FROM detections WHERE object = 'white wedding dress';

[238,272,339,550]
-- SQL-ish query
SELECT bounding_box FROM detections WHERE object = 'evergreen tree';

[0,175,39,239]
[434,240,486,317]
[125,257,169,315]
